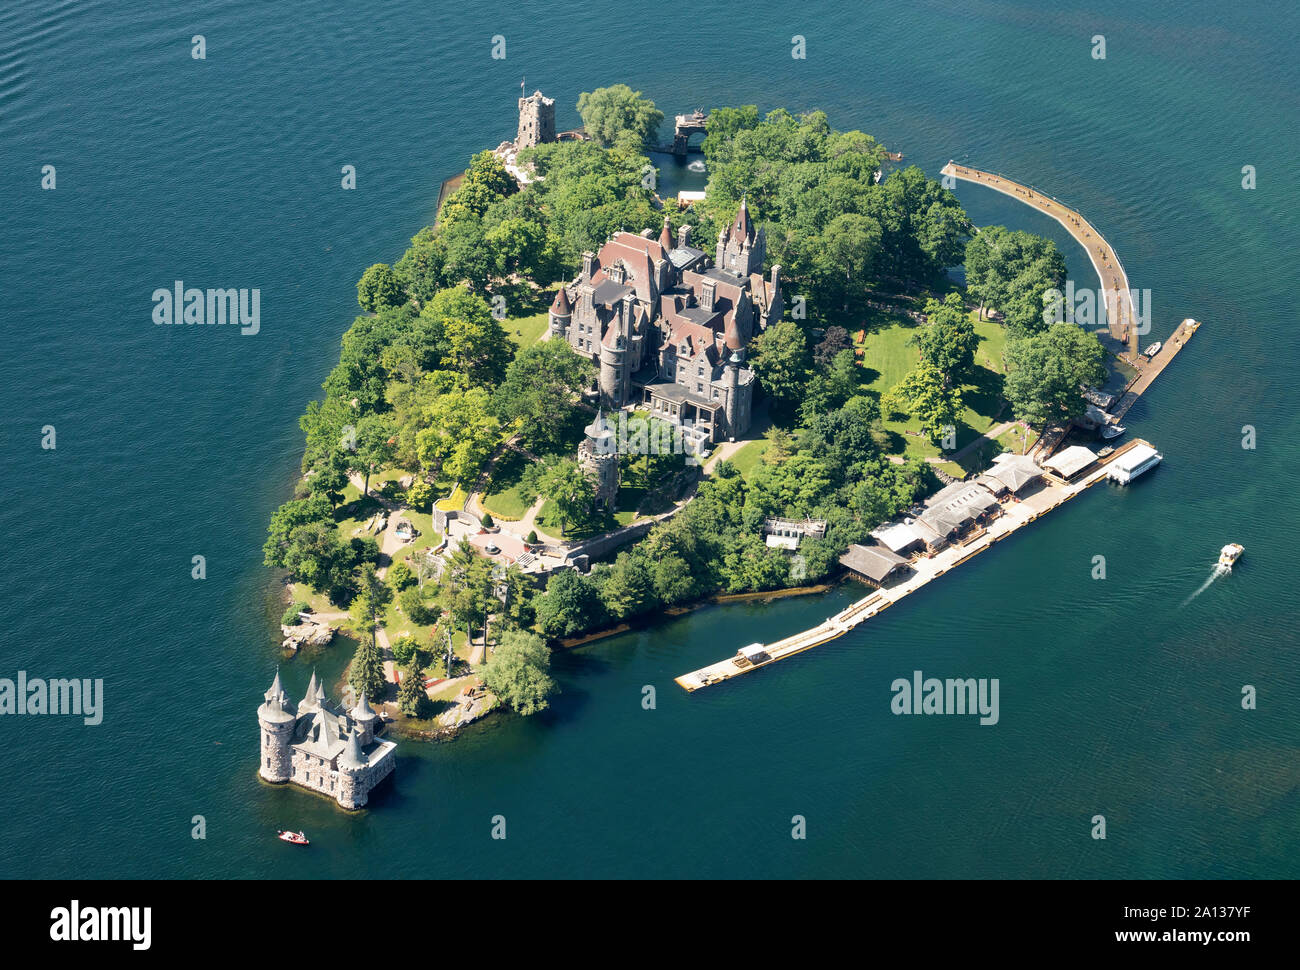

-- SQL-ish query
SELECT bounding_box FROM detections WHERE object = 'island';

[260,83,1197,801]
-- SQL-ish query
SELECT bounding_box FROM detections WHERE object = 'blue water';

[2,0,1298,877]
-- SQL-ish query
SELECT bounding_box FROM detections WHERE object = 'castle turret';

[298,670,320,713]
[258,670,295,783]
[350,691,379,746]
[659,216,673,252]
[516,89,556,149]
[719,197,766,277]
[548,285,572,341]
[598,310,628,407]
[335,729,368,810]
[578,409,620,511]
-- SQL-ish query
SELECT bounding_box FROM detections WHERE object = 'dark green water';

[2,0,1297,877]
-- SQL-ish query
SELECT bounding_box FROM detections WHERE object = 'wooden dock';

[1110,318,1201,420]
[940,162,1135,352]
[674,438,1156,692]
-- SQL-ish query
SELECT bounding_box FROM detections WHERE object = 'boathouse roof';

[840,543,908,583]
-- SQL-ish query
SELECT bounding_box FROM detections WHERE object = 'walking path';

[941,162,1135,352]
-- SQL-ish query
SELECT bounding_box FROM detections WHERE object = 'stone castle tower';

[598,312,628,407]
[516,89,556,149]
[548,284,572,340]
[716,196,766,277]
[578,410,619,511]
[258,670,295,783]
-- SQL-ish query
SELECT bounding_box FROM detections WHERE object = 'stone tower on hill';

[577,410,620,511]
[516,89,556,149]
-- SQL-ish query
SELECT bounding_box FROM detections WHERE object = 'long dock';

[675,438,1156,692]
[940,161,1136,353]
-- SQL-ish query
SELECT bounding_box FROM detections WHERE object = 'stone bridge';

[670,110,708,156]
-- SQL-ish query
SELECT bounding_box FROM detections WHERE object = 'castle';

[549,199,783,443]
[257,670,396,810]
[516,89,556,148]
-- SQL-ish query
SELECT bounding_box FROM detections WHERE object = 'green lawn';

[726,439,770,480]
[482,449,537,520]
[858,308,1010,463]
[506,310,550,349]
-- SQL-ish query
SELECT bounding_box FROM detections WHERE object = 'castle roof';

[550,285,571,316]
[297,707,349,761]
[352,691,377,721]
[265,669,285,703]
[733,197,754,241]
[300,670,318,708]
[339,728,366,769]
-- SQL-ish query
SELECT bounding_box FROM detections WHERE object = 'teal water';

[2,0,1297,878]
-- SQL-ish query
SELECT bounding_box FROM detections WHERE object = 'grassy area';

[858,307,1010,463]
[506,310,550,349]
[726,439,770,480]
[482,449,537,520]
[435,486,466,512]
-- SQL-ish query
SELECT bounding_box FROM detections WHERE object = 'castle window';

[696,383,703,393]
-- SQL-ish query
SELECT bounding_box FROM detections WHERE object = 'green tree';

[349,634,386,706]
[493,341,594,452]
[415,386,500,485]
[815,212,882,312]
[356,263,405,313]
[882,358,962,444]
[912,292,978,389]
[1003,323,1108,427]
[535,568,603,638]
[349,413,395,497]
[539,457,593,537]
[750,319,811,422]
[397,663,431,718]
[264,494,333,567]
[418,287,513,386]
[603,550,656,620]
[351,563,393,652]
[480,629,557,716]
[576,84,664,149]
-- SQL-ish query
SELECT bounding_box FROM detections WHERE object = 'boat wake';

[1181,564,1228,607]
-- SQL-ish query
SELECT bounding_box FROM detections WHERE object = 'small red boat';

[277,830,309,845]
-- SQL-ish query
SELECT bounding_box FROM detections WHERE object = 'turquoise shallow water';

[1,0,1297,878]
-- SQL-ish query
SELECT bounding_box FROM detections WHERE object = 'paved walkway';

[941,162,1135,352]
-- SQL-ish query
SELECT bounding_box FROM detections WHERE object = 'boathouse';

[976,453,1043,496]
[840,543,909,586]
[871,521,924,556]
[1043,445,1097,482]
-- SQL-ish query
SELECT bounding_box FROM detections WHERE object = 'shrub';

[526,530,538,544]
[400,586,436,625]
[481,512,494,528]
[392,634,420,668]
[388,560,415,590]
[281,601,312,627]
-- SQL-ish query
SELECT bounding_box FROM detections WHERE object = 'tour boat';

[1143,341,1162,358]
[1100,423,1126,440]
[1217,543,1244,569]
[277,830,309,845]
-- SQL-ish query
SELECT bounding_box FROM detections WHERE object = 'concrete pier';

[941,162,1136,353]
